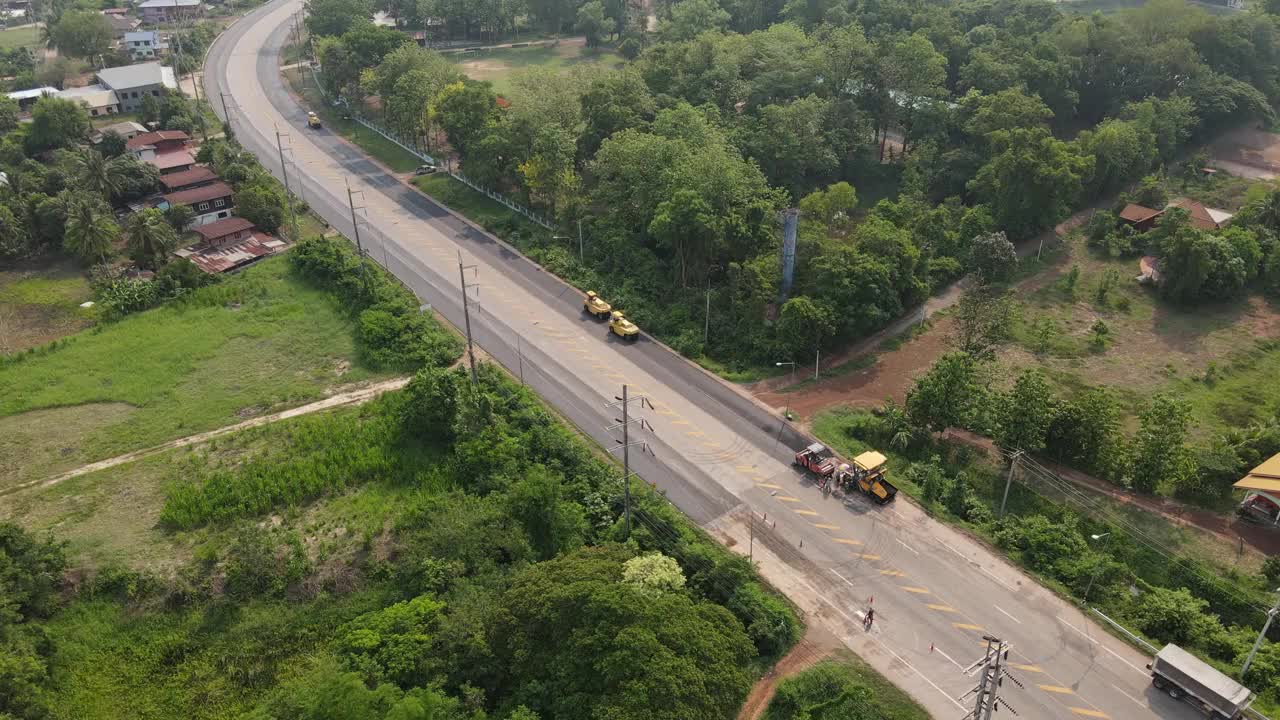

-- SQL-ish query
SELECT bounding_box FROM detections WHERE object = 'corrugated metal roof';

[160,165,216,190]
[164,180,233,205]
[192,216,254,240]
[1119,204,1161,223]
[97,62,167,91]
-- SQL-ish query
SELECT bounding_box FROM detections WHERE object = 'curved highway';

[205,4,1200,718]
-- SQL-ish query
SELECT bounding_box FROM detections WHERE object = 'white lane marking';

[933,645,964,670]
[1103,645,1150,677]
[1108,682,1146,708]
[1058,617,1098,644]
[897,538,920,555]
[942,543,1018,592]
[830,569,855,588]
[994,605,1022,624]
[795,576,966,711]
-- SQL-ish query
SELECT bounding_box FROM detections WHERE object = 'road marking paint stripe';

[655,407,675,416]
[834,538,862,546]
[952,623,984,631]
[777,496,801,503]
[686,430,705,437]
[1102,645,1150,676]
[1008,663,1043,673]
[1039,685,1074,694]
[880,569,905,577]
[794,510,819,516]
[811,523,839,530]
[735,464,755,473]
[926,604,957,613]
[859,554,881,560]
[700,441,719,449]
[900,586,930,594]
[1068,708,1108,718]
[994,604,1022,625]
[757,483,783,490]
[1108,682,1145,708]
[896,538,920,555]
[672,420,690,425]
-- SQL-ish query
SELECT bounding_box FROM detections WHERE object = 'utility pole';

[274,125,300,240]
[606,385,655,540]
[961,635,1022,720]
[219,92,234,133]
[346,180,370,291]
[577,218,584,261]
[457,252,479,386]
[1242,590,1280,678]
[704,277,711,346]
[998,450,1023,519]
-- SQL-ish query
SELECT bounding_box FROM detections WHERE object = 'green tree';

[164,203,195,231]
[576,0,608,47]
[906,351,979,433]
[797,181,857,233]
[947,286,1012,361]
[661,0,730,42]
[125,208,178,270]
[969,127,1094,239]
[0,204,33,261]
[436,81,498,156]
[24,96,89,154]
[339,594,445,688]
[579,70,655,158]
[62,195,119,264]
[49,10,113,59]
[305,0,373,37]
[777,296,835,357]
[996,370,1055,453]
[401,365,464,440]
[1045,387,1124,478]
[743,95,839,198]
[1078,118,1157,195]
[967,231,1018,282]
[0,95,18,134]
[623,552,687,596]
[97,129,127,158]
[235,183,286,234]
[505,465,587,560]
[961,87,1054,137]
[342,22,410,68]
[73,147,124,202]
[1130,394,1195,494]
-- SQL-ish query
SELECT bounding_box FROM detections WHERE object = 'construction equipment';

[833,451,898,503]
[583,290,612,319]
[609,310,639,340]
[794,443,836,479]
[306,111,321,128]
[1149,644,1254,719]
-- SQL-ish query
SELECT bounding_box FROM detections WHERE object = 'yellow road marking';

[880,569,905,577]
[757,483,783,490]
[953,623,984,631]
[795,510,819,516]
[1068,709,1108,719]
[672,420,690,426]
[686,430,705,437]
[735,464,755,473]
[834,538,862,546]
[900,586,930,594]
[700,441,719,449]
[859,553,881,560]
[777,496,801,503]
[656,407,675,416]
[926,604,957,613]
[1039,685,1074,695]
[1009,663,1043,673]
[811,523,839,530]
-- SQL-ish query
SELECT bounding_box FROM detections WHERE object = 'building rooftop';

[137,0,201,7]
[164,180,233,206]
[175,234,284,273]
[97,62,175,91]
[193,216,254,240]
[126,129,190,150]
[150,149,196,171]
[56,84,119,108]
[6,86,56,101]
[1119,204,1161,224]
[124,30,161,42]
[160,165,217,191]
[95,120,148,138]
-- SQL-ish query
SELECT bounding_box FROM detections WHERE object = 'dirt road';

[1,376,409,497]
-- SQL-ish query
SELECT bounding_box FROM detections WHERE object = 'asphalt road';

[205,5,1204,718]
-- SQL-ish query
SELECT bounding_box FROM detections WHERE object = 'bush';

[223,527,310,599]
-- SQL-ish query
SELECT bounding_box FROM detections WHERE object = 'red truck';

[794,443,837,478]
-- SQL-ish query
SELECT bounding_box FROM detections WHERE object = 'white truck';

[1149,644,1254,719]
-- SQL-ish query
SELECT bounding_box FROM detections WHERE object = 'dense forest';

[307,0,1280,372]
[0,236,799,720]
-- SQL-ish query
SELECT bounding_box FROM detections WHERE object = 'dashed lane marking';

[1039,685,1074,695]
[900,586,930,594]
[686,430,706,437]
[811,523,839,530]
[672,420,690,426]
[1068,709,1109,719]
[880,569,905,577]
[1008,663,1043,673]
[700,441,719,449]
[834,538,862,546]
[926,604,957,613]
[777,496,801,503]
[795,510,819,516]
[952,623,984,631]
[735,464,755,473]
[757,483,783,490]
[859,554,881,560]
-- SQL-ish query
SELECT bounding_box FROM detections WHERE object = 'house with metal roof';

[56,85,121,117]
[137,0,202,23]
[161,181,235,226]
[95,62,177,113]
[125,30,169,60]
[5,86,56,112]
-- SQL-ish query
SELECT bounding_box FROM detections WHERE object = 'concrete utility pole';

[457,251,479,386]
[606,385,654,540]
[219,91,234,133]
[345,179,371,291]
[274,125,300,240]
[1242,590,1280,678]
[999,450,1023,519]
[961,635,1022,720]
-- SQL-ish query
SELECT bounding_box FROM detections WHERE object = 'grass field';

[450,41,625,96]
[0,23,39,50]
[764,654,930,720]
[0,257,96,354]
[0,256,389,491]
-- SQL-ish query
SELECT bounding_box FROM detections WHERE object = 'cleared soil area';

[0,256,96,354]
[451,38,624,95]
[1210,124,1280,179]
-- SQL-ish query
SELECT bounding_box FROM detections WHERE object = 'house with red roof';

[162,181,234,226]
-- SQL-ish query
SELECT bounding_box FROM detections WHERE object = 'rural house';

[96,62,177,113]
[162,181,234,226]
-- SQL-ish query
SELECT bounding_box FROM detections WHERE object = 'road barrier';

[1089,607,1159,654]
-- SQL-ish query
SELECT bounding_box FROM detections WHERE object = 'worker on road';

[863,607,874,631]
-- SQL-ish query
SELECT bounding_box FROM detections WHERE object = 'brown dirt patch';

[1209,125,1280,180]
[737,624,842,720]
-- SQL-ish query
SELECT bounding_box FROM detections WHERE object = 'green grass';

[0,256,388,491]
[413,172,544,230]
[283,67,422,173]
[0,24,39,50]
[0,257,96,354]
[765,654,930,720]
[449,42,625,96]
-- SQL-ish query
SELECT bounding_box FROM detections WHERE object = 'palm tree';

[126,208,177,270]
[75,148,124,203]
[1256,188,1280,234]
[63,196,119,265]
